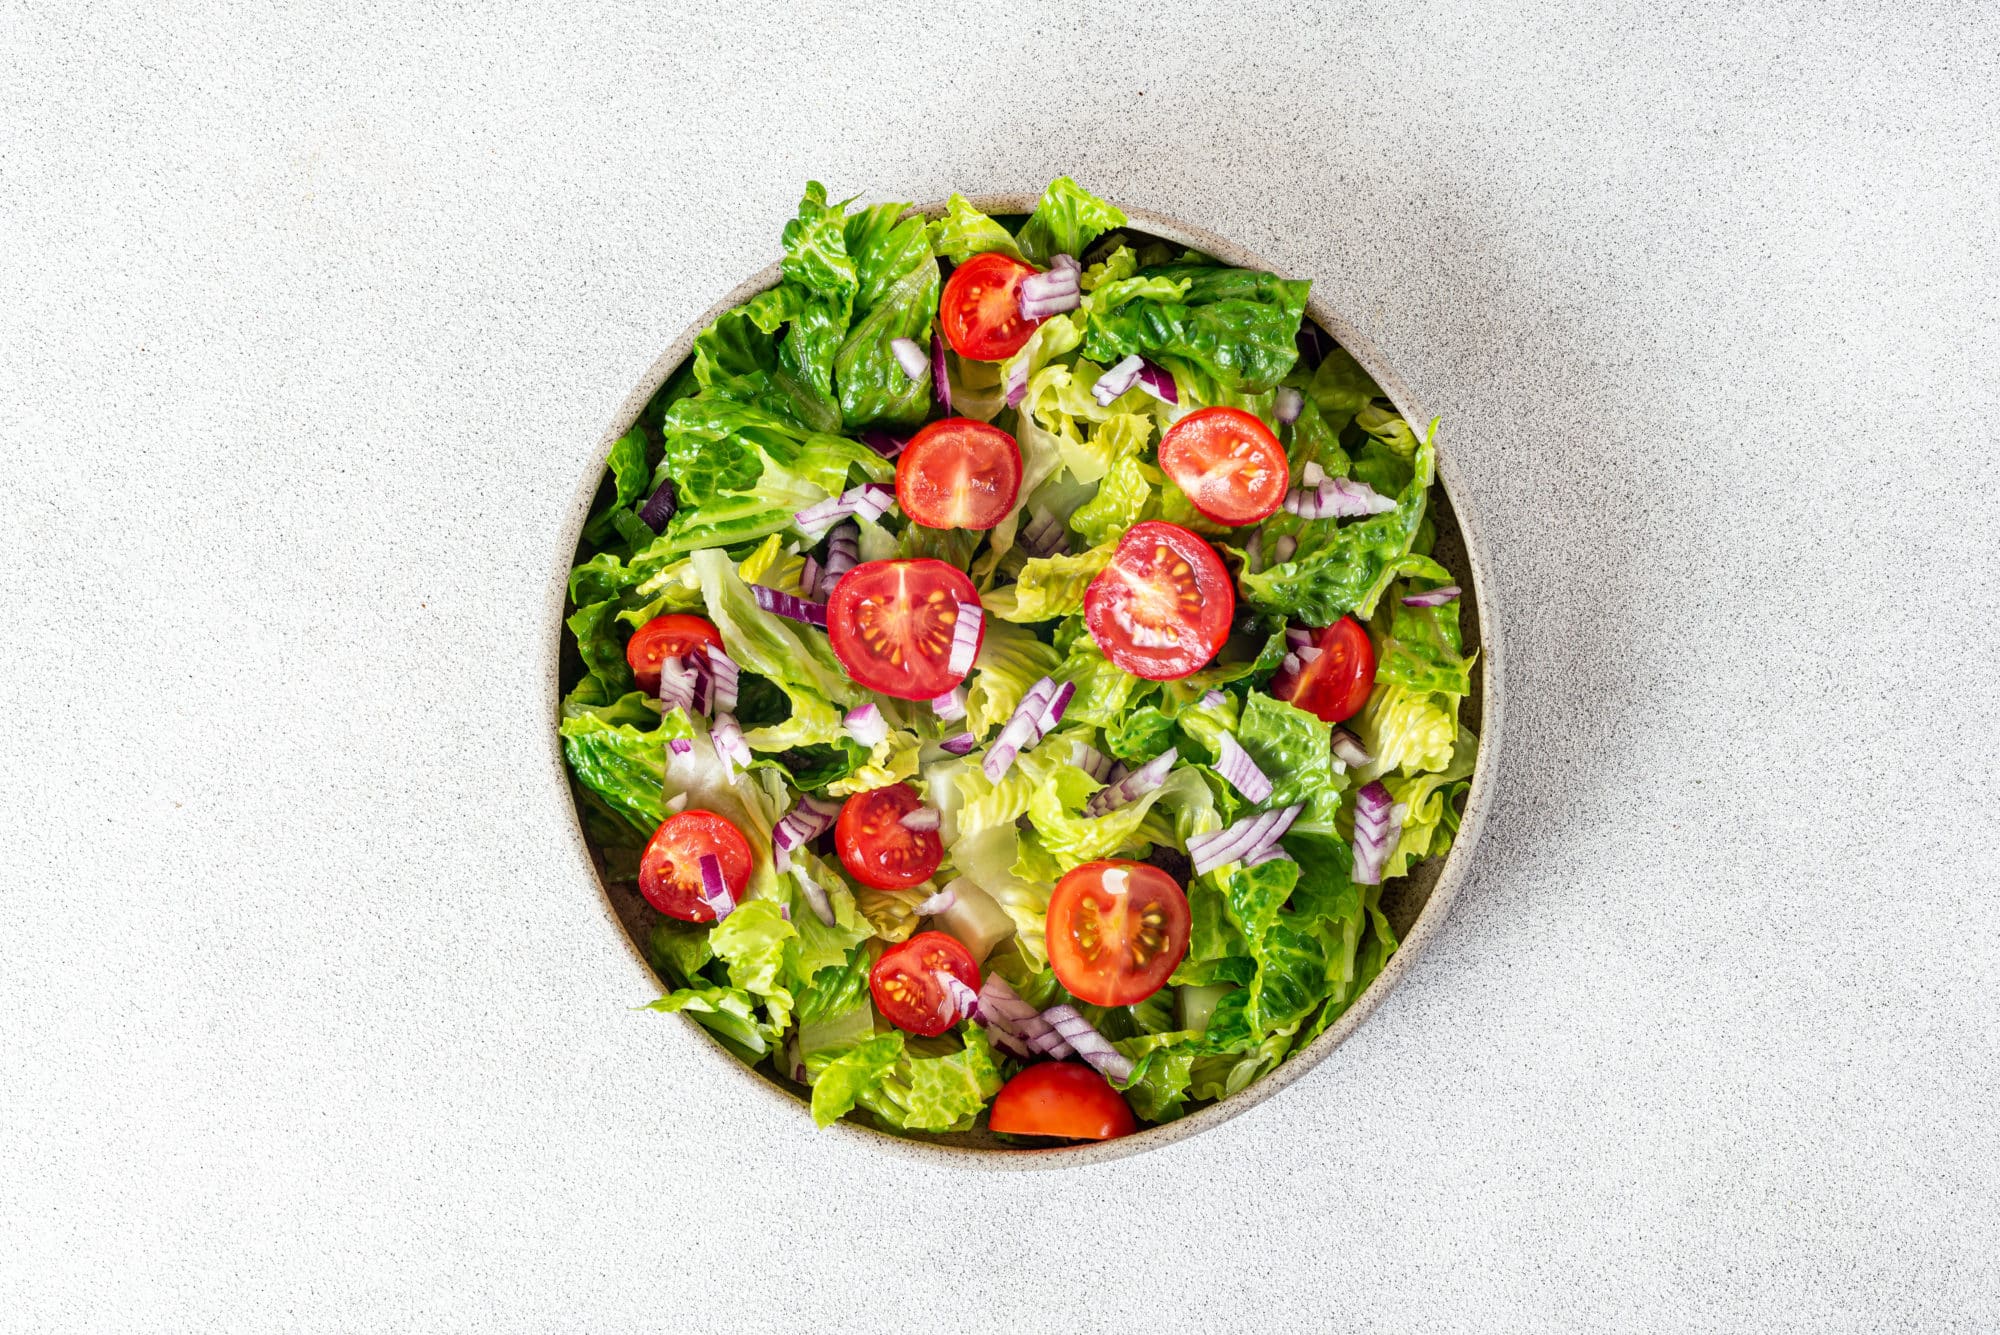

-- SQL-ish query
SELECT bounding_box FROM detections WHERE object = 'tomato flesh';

[870,931,981,1037]
[896,418,1022,531]
[625,613,723,695]
[835,783,943,890]
[1082,521,1234,680]
[826,559,983,700]
[1274,615,1377,723]
[939,252,1041,361]
[989,1062,1138,1141]
[638,810,754,922]
[1046,860,1190,1006]
[1157,406,1290,526]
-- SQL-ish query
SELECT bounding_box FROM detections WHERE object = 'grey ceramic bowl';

[550,194,1503,1167]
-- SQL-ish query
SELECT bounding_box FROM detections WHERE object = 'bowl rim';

[547,192,1504,1168]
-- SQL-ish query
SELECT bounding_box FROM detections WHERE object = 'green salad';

[560,177,1478,1143]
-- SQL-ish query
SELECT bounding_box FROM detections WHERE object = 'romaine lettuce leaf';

[963,618,1064,739]
[1080,265,1309,393]
[1233,692,1349,832]
[1070,453,1162,549]
[646,920,714,987]
[643,986,770,1061]
[708,898,798,1033]
[859,1027,1004,1132]
[984,542,1114,622]
[927,194,1024,263]
[1353,680,1459,779]
[1374,581,1475,697]
[834,201,940,428]
[1015,176,1127,266]
[558,710,664,835]
[1052,635,1145,728]
[690,548,859,705]
[810,1032,904,1125]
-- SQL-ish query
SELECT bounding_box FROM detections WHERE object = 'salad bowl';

[550,192,1502,1166]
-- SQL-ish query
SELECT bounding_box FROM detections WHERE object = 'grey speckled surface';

[3,1,1996,1330]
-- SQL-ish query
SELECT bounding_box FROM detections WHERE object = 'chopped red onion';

[793,866,836,927]
[1401,585,1462,607]
[698,852,735,919]
[858,429,907,459]
[795,483,898,538]
[981,676,1057,780]
[1084,747,1177,816]
[1280,651,1302,677]
[843,702,888,748]
[709,713,751,774]
[935,971,981,1026]
[1301,460,1326,488]
[664,792,688,813]
[773,793,842,860]
[900,806,942,833]
[1135,358,1178,404]
[931,331,951,408]
[1019,506,1067,558]
[1296,322,1329,369]
[1004,357,1029,408]
[1330,727,1373,769]
[1050,253,1080,275]
[1275,386,1304,424]
[1296,644,1322,665]
[656,654,698,712]
[1282,476,1397,520]
[1091,354,1144,406]
[1038,1005,1132,1083]
[668,737,694,756]
[938,731,978,756]
[1214,734,1274,803]
[798,554,822,599]
[1273,535,1297,564]
[1351,781,1401,885]
[1285,627,1314,651]
[751,583,828,628]
[851,483,895,523]
[1019,274,1081,319]
[931,685,967,721]
[704,645,740,712]
[1020,268,1079,301]
[891,337,928,380]
[1187,802,1303,876]
[638,477,678,533]
[1244,845,1293,868]
[912,884,955,914]
[1200,689,1226,709]
[1036,680,1075,734]
[946,601,982,677]
[1069,740,1113,782]
[822,522,859,590]
[975,975,1044,1059]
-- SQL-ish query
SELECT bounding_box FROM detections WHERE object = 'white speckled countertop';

[3,2,1996,1329]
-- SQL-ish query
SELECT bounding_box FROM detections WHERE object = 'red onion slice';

[912,884,955,914]
[797,554,822,600]
[1188,802,1303,876]
[1275,386,1304,424]
[638,477,678,533]
[1069,740,1113,782]
[1244,845,1293,868]
[981,675,1057,781]
[1019,287,1080,320]
[931,331,951,408]
[935,971,981,1026]
[1004,357,1029,408]
[1049,253,1081,275]
[1272,535,1296,564]
[843,702,888,748]
[1084,747,1178,816]
[793,867,836,927]
[1200,689,1226,709]
[1134,358,1178,404]
[858,429,907,459]
[1401,585,1461,607]
[974,975,1042,1058]
[1301,460,1326,488]
[1019,506,1067,558]
[1036,680,1075,734]
[1091,354,1144,406]
[1038,1005,1132,1083]
[851,483,896,523]
[1214,734,1274,803]
[822,522,859,590]
[667,737,694,756]
[1330,727,1373,769]
[900,806,942,833]
[931,685,968,722]
[698,852,735,919]
[1020,268,1080,301]
[751,583,829,628]
[664,792,688,813]
[1282,477,1397,519]
[656,654,698,712]
[792,494,851,537]
[946,601,982,677]
[704,645,740,712]
[938,731,978,756]
[1351,781,1402,885]
[891,337,928,381]
[1285,627,1314,651]
[709,713,752,774]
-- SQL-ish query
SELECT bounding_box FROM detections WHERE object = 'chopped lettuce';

[1016,176,1127,267]
[1232,692,1349,832]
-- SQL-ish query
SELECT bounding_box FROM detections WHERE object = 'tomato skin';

[835,783,944,890]
[638,810,754,922]
[1046,860,1190,1006]
[989,1063,1138,1141]
[896,418,1023,531]
[870,931,981,1037]
[939,252,1042,361]
[1274,615,1377,723]
[1082,521,1235,681]
[826,559,984,700]
[625,614,724,694]
[1156,406,1290,526]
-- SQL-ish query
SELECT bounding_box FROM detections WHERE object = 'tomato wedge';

[896,418,1022,531]
[1046,860,1190,1006]
[1082,521,1234,680]
[835,783,944,890]
[826,559,983,700]
[988,1063,1137,1141]
[625,613,723,694]
[939,252,1041,361]
[638,809,754,922]
[1274,615,1376,723]
[1157,406,1290,526]
[870,930,981,1037]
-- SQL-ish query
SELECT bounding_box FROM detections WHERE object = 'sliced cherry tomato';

[625,613,723,694]
[1046,860,1190,1006]
[835,782,943,890]
[826,559,983,700]
[1274,614,1376,723]
[896,418,1022,531]
[870,930,981,1037]
[1082,521,1235,680]
[638,809,753,922]
[988,1062,1138,1141]
[939,252,1041,361]
[1156,406,1290,526]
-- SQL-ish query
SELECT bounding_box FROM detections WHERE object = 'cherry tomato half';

[835,782,944,890]
[1046,860,1191,1007]
[870,930,981,1037]
[896,418,1022,531]
[638,809,754,922]
[826,559,983,700]
[988,1062,1138,1141]
[1156,406,1290,526]
[1082,521,1235,680]
[1273,614,1376,723]
[625,613,723,695]
[939,252,1042,361]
